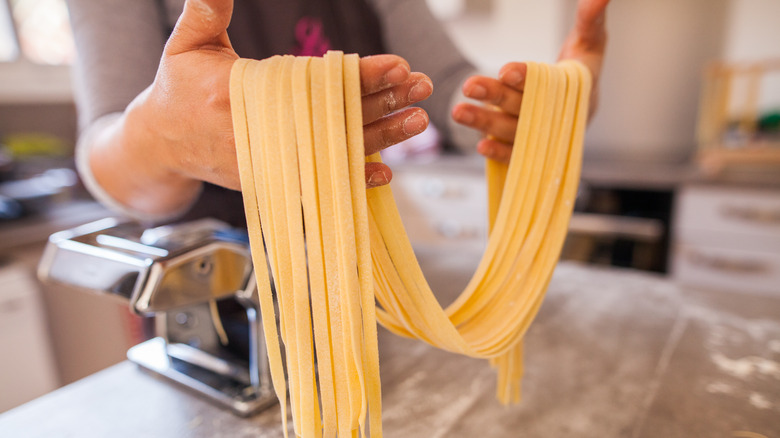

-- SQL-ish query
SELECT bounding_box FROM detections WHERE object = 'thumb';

[574,0,609,47]
[165,0,234,56]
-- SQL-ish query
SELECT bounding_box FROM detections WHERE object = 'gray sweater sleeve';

[67,0,167,131]
[67,0,187,222]
[369,0,480,152]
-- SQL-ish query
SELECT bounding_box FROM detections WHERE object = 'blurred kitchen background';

[1,0,778,414]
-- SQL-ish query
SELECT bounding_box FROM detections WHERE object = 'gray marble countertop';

[2,256,779,438]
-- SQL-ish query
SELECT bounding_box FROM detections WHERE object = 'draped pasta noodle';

[230,51,591,437]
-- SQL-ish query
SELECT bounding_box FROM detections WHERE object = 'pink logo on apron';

[292,17,331,57]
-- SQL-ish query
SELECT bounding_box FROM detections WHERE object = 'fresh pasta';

[230,51,591,438]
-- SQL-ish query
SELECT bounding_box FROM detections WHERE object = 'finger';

[498,62,528,90]
[365,162,393,188]
[560,0,608,61]
[451,103,517,143]
[359,55,410,95]
[462,75,523,116]
[363,107,429,156]
[476,138,513,164]
[575,0,609,45]
[559,0,609,118]
[166,0,234,55]
[362,72,433,125]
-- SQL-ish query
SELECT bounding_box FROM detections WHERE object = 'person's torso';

[161,0,385,59]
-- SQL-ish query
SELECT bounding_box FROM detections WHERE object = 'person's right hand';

[451,0,609,164]
[93,0,432,217]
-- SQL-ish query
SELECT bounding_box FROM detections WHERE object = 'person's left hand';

[452,0,609,163]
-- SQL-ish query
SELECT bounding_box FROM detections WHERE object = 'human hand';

[451,0,609,163]
[125,0,431,200]
[359,56,432,187]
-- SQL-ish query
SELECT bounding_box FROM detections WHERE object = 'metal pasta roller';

[37,218,277,416]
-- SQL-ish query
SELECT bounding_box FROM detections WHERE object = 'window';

[0,0,18,62]
[0,0,74,65]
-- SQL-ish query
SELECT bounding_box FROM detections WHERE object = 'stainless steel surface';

[127,338,276,417]
[568,212,664,242]
[36,218,276,416]
[38,218,253,313]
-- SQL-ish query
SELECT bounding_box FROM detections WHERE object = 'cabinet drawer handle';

[0,297,24,314]
[720,205,780,225]
[685,249,771,274]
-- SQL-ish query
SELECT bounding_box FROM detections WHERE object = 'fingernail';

[368,171,388,186]
[403,112,428,135]
[477,140,492,156]
[468,84,487,99]
[455,108,475,125]
[503,70,523,86]
[408,79,433,101]
[386,64,410,84]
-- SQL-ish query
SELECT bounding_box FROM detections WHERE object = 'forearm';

[78,92,203,221]
[67,0,193,219]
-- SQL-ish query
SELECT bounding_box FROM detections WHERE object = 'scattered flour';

[711,353,780,380]
[705,381,735,395]
[188,415,203,429]
[748,392,773,410]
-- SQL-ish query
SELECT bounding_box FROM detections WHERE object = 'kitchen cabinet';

[672,184,780,296]
[0,199,130,412]
[0,264,58,412]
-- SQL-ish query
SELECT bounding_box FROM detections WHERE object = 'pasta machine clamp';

[37,218,277,416]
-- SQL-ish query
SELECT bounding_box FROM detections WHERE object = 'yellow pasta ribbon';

[230,51,591,437]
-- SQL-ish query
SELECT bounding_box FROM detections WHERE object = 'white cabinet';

[389,158,488,252]
[672,184,780,296]
[0,264,58,413]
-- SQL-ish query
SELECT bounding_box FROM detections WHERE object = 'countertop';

[0,199,111,253]
[2,253,778,438]
[389,154,780,190]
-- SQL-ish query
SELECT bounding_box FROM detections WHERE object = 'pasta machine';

[37,218,277,416]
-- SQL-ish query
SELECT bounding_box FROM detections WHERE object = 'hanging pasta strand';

[230,51,591,437]
[229,58,290,437]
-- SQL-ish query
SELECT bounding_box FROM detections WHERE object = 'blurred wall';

[0,62,76,150]
[436,0,565,75]
[439,0,780,165]
[583,0,729,163]
[0,103,77,151]
[723,0,780,114]
[724,0,780,61]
